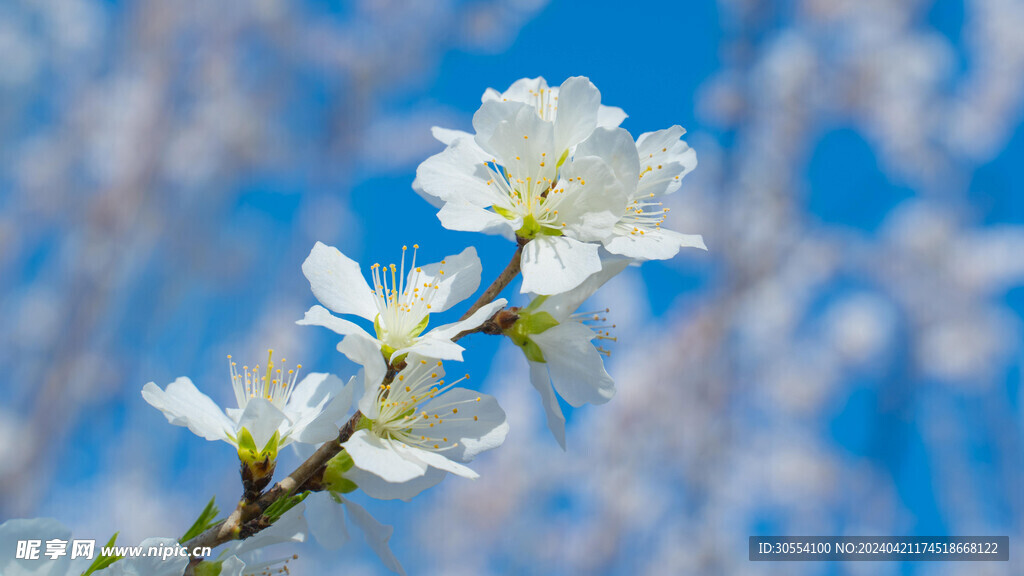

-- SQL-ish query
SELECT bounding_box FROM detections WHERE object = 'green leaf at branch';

[263,491,310,523]
[80,532,123,576]
[180,496,221,543]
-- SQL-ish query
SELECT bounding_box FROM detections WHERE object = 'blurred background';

[2,0,1024,574]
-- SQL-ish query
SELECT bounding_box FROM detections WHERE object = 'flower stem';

[458,244,523,323]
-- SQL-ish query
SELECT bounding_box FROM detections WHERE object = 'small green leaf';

[80,532,123,576]
[263,491,311,523]
[181,497,220,543]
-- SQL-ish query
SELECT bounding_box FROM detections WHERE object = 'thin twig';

[458,244,523,322]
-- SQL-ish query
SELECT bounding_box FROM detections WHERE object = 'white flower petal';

[343,430,428,483]
[283,373,351,445]
[414,137,502,207]
[237,398,288,450]
[296,305,365,337]
[484,104,558,185]
[575,126,640,186]
[0,518,73,576]
[553,76,601,153]
[305,492,349,550]
[398,444,479,479]
[335,332,387,409]
[555,155,629,241]
[533,322,615,407]
[496,76,549,103]
[391,337,466,363]
[427,298,508,343]
[341,498,406,576]
[605,227,707,260]
[430,126,472,146]
[218,557,245,576]
[437,202,518,239]
[538,256,630,320]
[520,236,602,295]
[597,104,627,128]
[422,387,508,462]
[635,125,698,198]
[302,242,378,321]
[416,246,482,313]
[528,361,567,450]
[345,466,447,502]
[471,99,527,155]
[142,378,234,443]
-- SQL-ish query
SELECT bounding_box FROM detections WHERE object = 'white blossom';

[299,242,507,363]
[142,351,350,456]
[415,76,638,295]
[507,258,629,447]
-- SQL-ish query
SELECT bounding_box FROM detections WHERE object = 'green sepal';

[260,430,281,461]
[519,311,559,335]
[237,428,280,465]
[521,295,548,314]
[504,310,559,363]
[263,491,310,523]
[194,561,223,576]
[80,533,122,576]
[323,451,359,494]
[180,497,220,542]
[355,414,374,432]
[236,427,259,464]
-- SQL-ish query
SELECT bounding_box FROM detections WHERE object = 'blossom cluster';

[1,76,703,576]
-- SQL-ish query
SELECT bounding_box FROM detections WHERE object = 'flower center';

[371,359,478,452]
[227,349,300,411]
[484,158,576,240]
[370,244,441,352]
